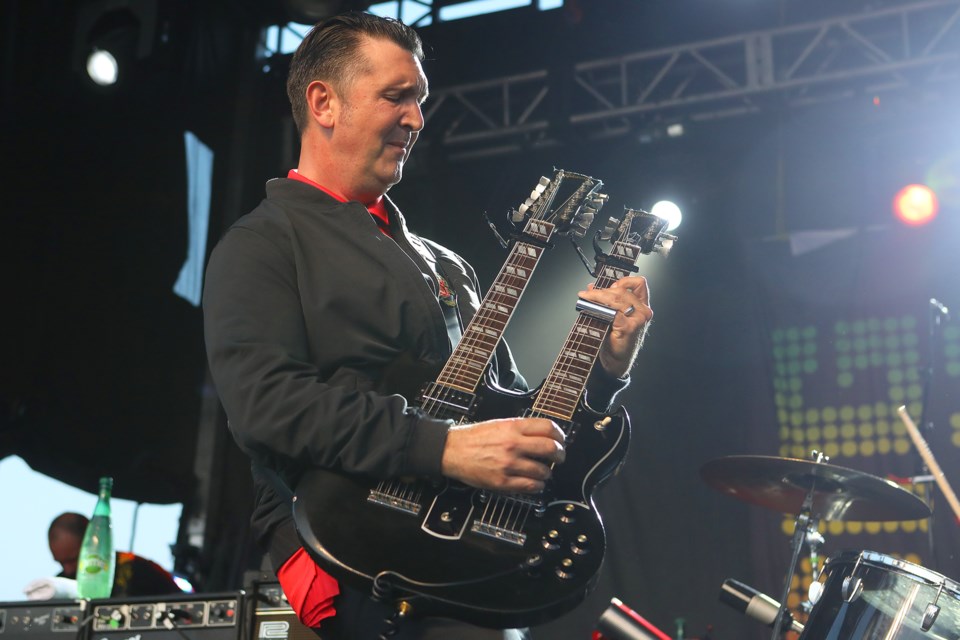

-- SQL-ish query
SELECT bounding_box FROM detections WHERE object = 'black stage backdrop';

[4,2,960,638]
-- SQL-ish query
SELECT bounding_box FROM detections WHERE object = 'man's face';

[333,36,428,200]
[50,532,81,578]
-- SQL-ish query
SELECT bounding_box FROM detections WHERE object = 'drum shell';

[800,550,960,640]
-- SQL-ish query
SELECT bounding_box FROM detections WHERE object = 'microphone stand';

[919,298,949,570]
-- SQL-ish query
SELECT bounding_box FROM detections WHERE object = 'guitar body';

[292,381,630,628]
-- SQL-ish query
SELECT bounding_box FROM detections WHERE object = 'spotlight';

[893,184,938,226]
[650,200,682,231]
[86,48,119,86]
[73,1,157,89]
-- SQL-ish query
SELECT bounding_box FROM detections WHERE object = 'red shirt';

[287,170,391,236]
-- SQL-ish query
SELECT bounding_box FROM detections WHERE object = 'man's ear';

[305,79,337,129]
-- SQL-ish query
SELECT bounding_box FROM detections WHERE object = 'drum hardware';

[920,581,944,632]
[717,579,804,635]
[701,451,933,640]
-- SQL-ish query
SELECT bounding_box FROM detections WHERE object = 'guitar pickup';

[419,384,478,416]
[576,299,617,323]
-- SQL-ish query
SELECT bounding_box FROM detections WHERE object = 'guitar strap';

[398,233,464,350]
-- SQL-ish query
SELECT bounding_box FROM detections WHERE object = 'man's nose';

[402,101,424,132]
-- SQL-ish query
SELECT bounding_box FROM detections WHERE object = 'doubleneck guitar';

[293,174,675,627]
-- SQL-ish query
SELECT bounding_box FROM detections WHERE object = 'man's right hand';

[439,417,566,493]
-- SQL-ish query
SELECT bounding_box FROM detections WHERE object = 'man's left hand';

[577,275,652,379]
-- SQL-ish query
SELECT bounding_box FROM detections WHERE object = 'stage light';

[651,200,682,231]
[86,48,119,86]
[893,184,938,226]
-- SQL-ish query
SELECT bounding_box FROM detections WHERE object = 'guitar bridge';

[368,481,423,515]
[471,521,527,546]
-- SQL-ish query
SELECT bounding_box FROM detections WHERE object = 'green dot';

[838,355,852,370]
[790,395,804,409]
[776,363,787,376]
[788,361,801,375]
[945,326,959,340]
[838,372,854,387]
[772,329,784,343]
[902,333,918,347]
[774,379,785,392]
[786,328,800,342]
[906,368,920,381]
[884,318,899,331]
[904,350,919,365]
[869,352,883,367]
[886,353,903,367]
[948,362,960,376]
[854,355,869,369]
[854,337,867,351]
[907,384,922,400]
[901,316,916,330]
[890,386,906,402]
[867,318,881,332]
[803,342,817,356]
[888,370,904,384]
[775,393,787,407]
[885,335,901,350]
[802,326,817,339]
[773,346,784,359]
[836,338,851,352]
[789,377,803,392]
[946,343,960,358]
[835,321,849,334]
[787,344,800,358]
[852,320,866,334]
[803,359,818,374]
[868,335,882,350]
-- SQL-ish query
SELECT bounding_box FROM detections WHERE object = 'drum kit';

[700,450,960,639]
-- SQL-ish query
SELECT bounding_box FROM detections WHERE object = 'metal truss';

[421,0,960,158]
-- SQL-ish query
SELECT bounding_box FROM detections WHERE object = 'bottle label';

[81,556,111,574]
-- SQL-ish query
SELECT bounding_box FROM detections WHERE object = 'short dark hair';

[49,512,89,540]
[286,11,424,135]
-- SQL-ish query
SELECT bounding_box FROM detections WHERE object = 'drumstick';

[897,405,960,523]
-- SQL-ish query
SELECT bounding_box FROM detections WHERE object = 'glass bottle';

[76,477,115,599]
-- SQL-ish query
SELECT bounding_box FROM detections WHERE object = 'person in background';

[48,512,182,597]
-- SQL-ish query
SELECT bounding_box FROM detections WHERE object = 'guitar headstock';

[594,208,677,273]
[510,169,608,239]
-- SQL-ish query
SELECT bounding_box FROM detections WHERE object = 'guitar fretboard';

[532,241,641,421]
[435,220,556,393]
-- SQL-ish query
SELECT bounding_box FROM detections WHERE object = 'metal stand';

[770,491,814,640]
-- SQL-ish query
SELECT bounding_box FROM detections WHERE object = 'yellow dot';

[952,432,960,447]
[823,425,839,440]
[793,428,805,443]
[840,405,856,421]
[791,411,804,426]
[787,592,801,609]
[919,520,928,532]
[876,420,890,436]
[865,522,881,534]
[894,439,911,454]
[824,442,840,458]
[779,410,789,423]
[860,440,876,456]
[857,405,873,420]
[822,407,838,422]
[780,426,790,441]
[807,426,821,441]
[874,403,890,418]
[792,445,807,458]
[782,519,795,535]
[801,576,812,590]
[790,574,800,589]
[893,421,906,436]
[841,424,857,439]
[905,553,922,565]
[847,521,863,534]
[800,557,811,573]
[908,401,922,416]
[842,441,858,457]
[780,444,791,457]
[902,521,917,533]
[806,409,820,424]
[858,423,875,438]
[877,438,892,454]
[828,521,845,535]
[882,521,899,533]
[951,413,960,429]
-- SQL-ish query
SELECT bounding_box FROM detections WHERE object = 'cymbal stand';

[771,453,827,639]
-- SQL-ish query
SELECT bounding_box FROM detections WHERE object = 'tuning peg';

[654,234,676,257]
[599,216,619,241]
[511,207,526,223]
[590,193,609,208]
[572,212,595,237]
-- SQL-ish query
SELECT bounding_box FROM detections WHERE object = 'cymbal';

[700,455,931,522]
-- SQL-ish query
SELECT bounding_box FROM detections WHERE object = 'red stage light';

[893,184,939,226]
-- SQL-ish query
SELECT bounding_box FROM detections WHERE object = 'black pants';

[313,585,530,640]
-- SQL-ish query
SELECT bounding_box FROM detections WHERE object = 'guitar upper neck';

[435,221,555,392]
[532,241,641,421]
